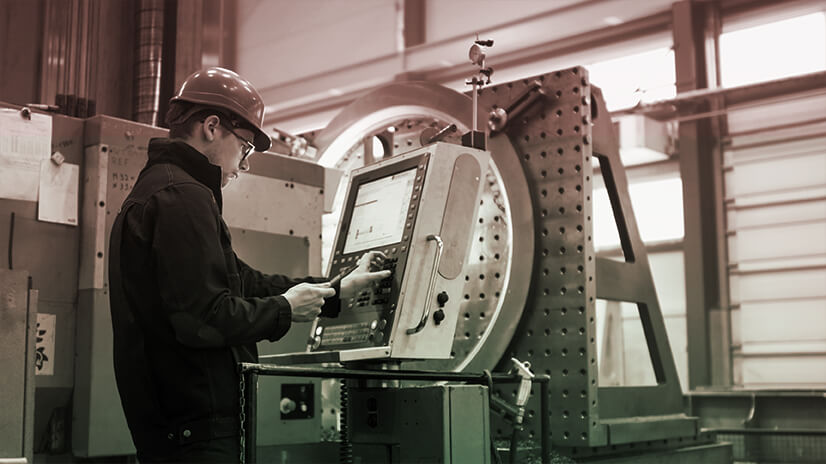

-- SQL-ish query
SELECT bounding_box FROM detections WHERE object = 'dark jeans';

[138,437,240,463]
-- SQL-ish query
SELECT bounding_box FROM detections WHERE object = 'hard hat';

[171,67,272,152]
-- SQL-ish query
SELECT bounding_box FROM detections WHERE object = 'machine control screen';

[344,168,417,254]
[314,153,429,352]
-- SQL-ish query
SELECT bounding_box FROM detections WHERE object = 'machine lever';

[406,234,444,335]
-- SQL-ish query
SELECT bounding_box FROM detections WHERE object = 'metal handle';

[407,234,443,335]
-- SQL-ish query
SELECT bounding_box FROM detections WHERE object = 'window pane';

[720,12,826,87]
[593,176,684,251]
[586,47,676,111]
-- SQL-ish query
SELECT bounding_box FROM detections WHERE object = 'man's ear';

[201,114,220,142]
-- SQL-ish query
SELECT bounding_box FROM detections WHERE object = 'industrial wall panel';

[728,199,826,229]
[0,270,31,459]
[732,221,826,262]
[0,106,87,455]
[739,299,826,343]
[725,151,826,198]
[223,172,324,275]
[738,356,826,386]
[725,91,826,387]
[733,269,826,302]
[726,95,826,135]
[237,1,398,89]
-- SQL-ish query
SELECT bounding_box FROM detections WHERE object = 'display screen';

[343,168,417,254]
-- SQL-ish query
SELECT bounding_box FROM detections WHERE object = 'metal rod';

[239,363,520,383]
[472,80,478,132]
[245,371,257,464]
[539,376,550,464]
[711,428,826,436]
[426,123,458,144]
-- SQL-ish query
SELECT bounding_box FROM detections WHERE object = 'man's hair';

[165,101,253,139]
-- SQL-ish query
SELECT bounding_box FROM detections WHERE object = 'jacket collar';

[146,138,224,212]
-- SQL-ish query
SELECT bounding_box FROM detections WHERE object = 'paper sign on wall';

[38,160,79,226]
[0,109,52,202]
[36,313,56,376]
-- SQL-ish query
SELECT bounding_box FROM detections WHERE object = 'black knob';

[436,291,449,307]
[433,309,446,325]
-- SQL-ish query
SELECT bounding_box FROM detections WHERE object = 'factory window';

[593,175,684,252]
[719,11,826,87]
[585,46,676,112]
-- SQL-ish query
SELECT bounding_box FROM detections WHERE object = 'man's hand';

[340,251,392,300]
[283,282,336,322]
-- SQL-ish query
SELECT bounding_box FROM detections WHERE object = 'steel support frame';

[470,68,710,458]
[672,0,731,390]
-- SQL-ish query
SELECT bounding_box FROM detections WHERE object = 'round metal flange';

[314,81,534,372]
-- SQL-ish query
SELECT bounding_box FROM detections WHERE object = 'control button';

[315,326,323,336]
[370,320,378,330]
[167,433,174,440]
[182,429,192,438]
[433,309,445,325]
[392,247,397,253]
[437,291,449,307]
[379,319,387,329]
[401,246,407,252]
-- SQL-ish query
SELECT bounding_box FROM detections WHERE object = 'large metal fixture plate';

[480,68,605,446]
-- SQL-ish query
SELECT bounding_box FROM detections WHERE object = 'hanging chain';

[239,371,246,464]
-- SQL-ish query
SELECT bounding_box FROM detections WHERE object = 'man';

[108,67,389,462]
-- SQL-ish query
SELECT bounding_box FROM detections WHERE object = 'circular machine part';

[314,81,534,372]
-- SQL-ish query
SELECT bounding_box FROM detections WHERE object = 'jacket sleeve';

[149,183,293,348]
[236,256,342,318]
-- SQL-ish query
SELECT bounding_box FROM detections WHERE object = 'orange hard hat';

[171,67,271,152]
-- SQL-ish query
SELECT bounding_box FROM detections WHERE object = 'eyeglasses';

[222,124,256,161]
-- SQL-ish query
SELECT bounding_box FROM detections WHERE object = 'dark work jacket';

[108,138,340,460]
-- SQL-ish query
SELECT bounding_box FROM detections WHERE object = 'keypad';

[321,321,373,345]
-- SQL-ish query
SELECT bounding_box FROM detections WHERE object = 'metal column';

[672,0,730,389]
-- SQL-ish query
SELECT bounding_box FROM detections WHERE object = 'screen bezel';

[335,152,429,260]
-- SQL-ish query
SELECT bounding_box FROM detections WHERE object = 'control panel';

[310,142,490,361]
